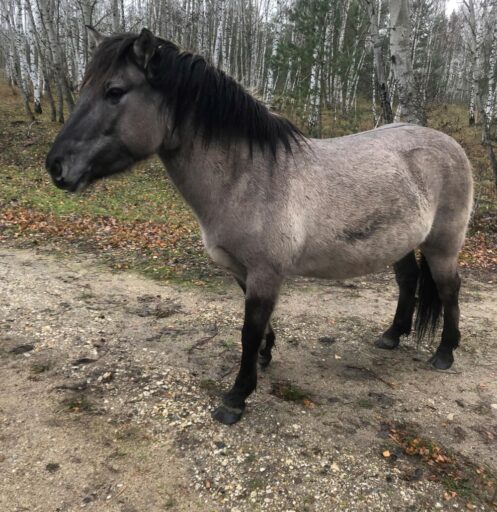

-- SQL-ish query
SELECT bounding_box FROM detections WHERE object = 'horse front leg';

[234,275,276,368]
[213,271,281,425]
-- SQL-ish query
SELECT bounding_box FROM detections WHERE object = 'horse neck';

[157,135,252,222]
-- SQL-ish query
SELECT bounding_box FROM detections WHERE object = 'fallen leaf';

[303,399,315,410]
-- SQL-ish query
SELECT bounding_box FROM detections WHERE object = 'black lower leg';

[376,251,419,349]
[259,325,275,368]
[213,295,275,425]
[235,276,275,367]
[430,273,461,370]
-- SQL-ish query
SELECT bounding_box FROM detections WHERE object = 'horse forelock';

[81,32,304,158]
[81,35,137,91]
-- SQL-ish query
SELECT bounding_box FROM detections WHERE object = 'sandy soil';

[1,247,496,512]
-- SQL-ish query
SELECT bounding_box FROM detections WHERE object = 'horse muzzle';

[46,154,90,193]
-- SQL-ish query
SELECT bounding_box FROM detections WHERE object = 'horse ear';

[86,25,104,47]
[133,28,157,69]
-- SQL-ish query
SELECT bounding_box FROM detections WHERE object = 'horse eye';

[106,87,125,102]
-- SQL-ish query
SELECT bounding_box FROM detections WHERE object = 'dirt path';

[1,248,496,512]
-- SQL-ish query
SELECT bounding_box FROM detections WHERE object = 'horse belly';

[293,217,432,280]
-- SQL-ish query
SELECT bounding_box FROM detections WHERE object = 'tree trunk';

[484,8,497,126]
[482,113,497,187]
[363,0,393,123]
[466,0,486,126]
[388,0,421,124]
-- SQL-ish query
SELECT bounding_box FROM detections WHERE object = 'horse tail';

[414,253,443,340]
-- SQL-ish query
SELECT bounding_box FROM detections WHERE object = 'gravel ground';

[0,247,496,512]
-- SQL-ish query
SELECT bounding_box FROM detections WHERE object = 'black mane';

[83,34,304,157]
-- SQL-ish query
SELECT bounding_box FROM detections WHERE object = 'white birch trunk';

[14,0,31,95]
[389,0,421,124]
[484,8,497,127]
[308,43,321,132]
[213,0,225,68]
[265,11,282,104]
[466,0,486,125]
[112,0,121,32]
[363,0,393,123]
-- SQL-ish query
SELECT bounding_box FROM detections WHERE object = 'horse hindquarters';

[417,151,472,369]
[418,250,461,369]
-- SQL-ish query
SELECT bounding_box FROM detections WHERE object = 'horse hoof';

[429,352,454,370]
[259,353,272,368]
[375,335,400,350]
[212,404,245,425]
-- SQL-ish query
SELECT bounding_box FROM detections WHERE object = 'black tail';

[414,254,443,340]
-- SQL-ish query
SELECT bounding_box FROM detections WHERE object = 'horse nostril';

[51,159,63,179]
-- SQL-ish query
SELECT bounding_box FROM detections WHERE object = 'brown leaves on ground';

[384,423,497,508]
[1,206,189,249]
[388,426,455,464]
[461,230,497,272]
[0,206,212,279]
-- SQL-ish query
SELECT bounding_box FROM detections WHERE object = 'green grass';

[59,395,94,413]
[0,157,192,223]
[271,381,312,403]
[30,361,51,374]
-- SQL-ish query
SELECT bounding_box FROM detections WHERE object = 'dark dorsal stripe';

[82,33,304,158]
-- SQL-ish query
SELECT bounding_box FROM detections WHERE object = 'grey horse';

[46,28,474,425]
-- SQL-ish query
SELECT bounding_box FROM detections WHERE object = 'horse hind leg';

[376,251,419,350]
[420,251,461,370]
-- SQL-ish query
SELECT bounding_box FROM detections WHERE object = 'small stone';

[318,336,336,345]
[10,344,34,354]
[45,462,60,473]
[101,372,113,383]
[72,357,97,366]
[55,380,88,391]
[490,404,497,410]
[447,413,455,421]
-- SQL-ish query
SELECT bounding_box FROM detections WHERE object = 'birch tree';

[363,0,393,123]
[388,0,422,124]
